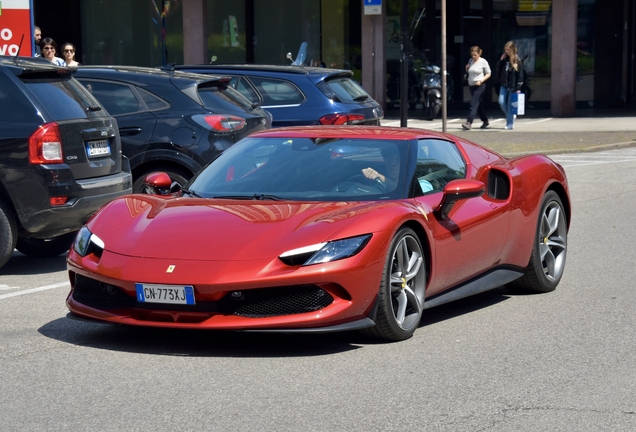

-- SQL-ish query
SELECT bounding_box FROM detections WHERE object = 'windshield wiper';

[181,188,202,198]
[353,95,369,101]
[212,194,284,201]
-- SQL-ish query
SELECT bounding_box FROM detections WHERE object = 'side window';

[137,88,169,110]
[413,139,466,195]
[230,76,260,105]
[79,80,142,115]
[247,77,305,107]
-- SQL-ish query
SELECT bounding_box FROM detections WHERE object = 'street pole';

[441,0,447,132]
[400,0,408,127]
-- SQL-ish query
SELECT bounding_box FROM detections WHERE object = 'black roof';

[171,63,353,77]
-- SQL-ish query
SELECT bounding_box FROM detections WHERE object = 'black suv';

[73,66,272,191]
[0,57,132,268]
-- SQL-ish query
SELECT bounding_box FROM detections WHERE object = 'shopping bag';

[511,92,525,116]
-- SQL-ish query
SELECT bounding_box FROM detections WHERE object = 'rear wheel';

[133,166,192,193]
[15,232,77,258]
[366,227,426,341]
[509,191,567,293]
[0,199,18,268]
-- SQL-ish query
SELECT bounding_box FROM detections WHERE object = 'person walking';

[61,43,80,66]
[462,46,491,130]
[40,38,66,66]
[496,41,524,130]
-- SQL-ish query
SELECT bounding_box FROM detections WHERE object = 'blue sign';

[364,0,382,5]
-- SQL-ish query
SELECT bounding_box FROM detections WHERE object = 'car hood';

[89,196,397,260]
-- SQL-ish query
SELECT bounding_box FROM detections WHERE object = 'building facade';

[34,0,635,115]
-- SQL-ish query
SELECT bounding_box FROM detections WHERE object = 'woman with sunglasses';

[40,38,66,66]
[61,43,80,66]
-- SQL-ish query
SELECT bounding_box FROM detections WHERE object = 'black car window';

[79,80,142,115]
[197,82,254,111]
[23,79,91,121]
[247,77,305,107]
[137,87,169,110]
[0,75,41,123]
[324,76,370,103]
[412,139,466,196]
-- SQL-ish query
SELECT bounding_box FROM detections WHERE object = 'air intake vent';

[487,170,510,200]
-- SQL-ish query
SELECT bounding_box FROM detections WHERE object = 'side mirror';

[436,179,485,220]
[143,172,175,195]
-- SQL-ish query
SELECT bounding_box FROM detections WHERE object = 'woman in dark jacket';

[497,41,524,130]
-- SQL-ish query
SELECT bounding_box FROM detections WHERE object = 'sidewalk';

[382,109,636,157]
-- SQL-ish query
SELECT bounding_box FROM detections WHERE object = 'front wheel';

[366,227,426,341]
[509,191,568,293]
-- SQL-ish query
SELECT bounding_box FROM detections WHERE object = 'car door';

[242,76,307,127]
[412,139,510,296]
[77,79,157,167]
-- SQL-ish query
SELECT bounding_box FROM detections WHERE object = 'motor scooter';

[420,64,453,120]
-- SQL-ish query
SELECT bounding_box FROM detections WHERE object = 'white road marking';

[551,148,636,168]
[0,282,69,300]
[0,284,18,290]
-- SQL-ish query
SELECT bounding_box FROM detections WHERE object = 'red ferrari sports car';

[66,126,570,341]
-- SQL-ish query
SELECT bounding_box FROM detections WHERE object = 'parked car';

[169,64,383,127]
[66,125,570,342]
[73,66,272,192]
[0,56,132,268]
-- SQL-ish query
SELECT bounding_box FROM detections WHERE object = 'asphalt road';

[2,148,636,431]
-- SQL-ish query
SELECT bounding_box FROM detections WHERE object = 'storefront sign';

[0,0,34,56]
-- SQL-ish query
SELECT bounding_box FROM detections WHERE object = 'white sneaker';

[505,125,514,130]
[513,115,517,119]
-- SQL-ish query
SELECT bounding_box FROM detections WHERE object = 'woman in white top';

[462,46,491,130]
[40,38,66,66]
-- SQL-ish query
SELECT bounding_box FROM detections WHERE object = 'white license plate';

[135,283,196,305]
[86,139,111,157]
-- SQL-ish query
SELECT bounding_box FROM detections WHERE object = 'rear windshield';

[23,76,105,121]
[324,77,370,103]
[197,82,254,112]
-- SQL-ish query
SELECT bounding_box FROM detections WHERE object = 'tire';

[0,198,18,269]
[133,166,192,193]
[15,231,77,258]
[509,191,567,293]
[366,227,426,341]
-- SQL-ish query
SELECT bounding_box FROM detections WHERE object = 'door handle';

[119,127,143,136]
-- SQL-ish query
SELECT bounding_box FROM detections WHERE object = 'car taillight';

[319,113,366,125]
[203,115,246,132]
[29,122,64,164]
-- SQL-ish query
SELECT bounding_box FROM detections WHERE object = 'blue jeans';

[498,87,515,127]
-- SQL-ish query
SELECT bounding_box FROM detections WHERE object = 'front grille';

[219,285,333,317]
[72,274,333,318]
[72,274,136,310]
[487,169,510,200]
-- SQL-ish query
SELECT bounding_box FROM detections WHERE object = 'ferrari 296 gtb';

[66,126,570,341]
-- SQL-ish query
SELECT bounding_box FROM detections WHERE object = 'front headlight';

[73,226,105,258]
[279,234,372,266]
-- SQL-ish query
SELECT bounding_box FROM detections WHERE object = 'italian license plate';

[135,283,196,305]
[85,139,111,157]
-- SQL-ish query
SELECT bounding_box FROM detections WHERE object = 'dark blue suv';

[170,65,383,128]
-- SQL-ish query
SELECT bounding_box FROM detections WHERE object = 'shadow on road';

[37,287,511,357]
[0,251,67,275]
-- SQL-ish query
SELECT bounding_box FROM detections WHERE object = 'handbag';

[511,92,525,115]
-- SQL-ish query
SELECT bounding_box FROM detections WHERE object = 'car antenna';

[12,34,25,65]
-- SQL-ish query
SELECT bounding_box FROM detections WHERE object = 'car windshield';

[23,76,104,120]
[324,77,371,103]
[197,81,255,111]
[187,137,410,201]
